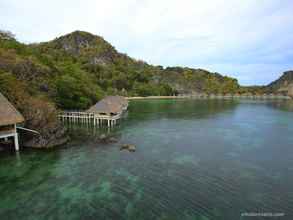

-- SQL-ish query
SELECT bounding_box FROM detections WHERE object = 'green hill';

[1,30,242,109]
[266,71,293,94]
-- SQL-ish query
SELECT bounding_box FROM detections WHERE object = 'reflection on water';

[0,99,293,220]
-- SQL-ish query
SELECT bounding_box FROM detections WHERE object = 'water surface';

[1,99,293,220]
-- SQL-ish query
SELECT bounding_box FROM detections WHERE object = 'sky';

[1,0,293,85]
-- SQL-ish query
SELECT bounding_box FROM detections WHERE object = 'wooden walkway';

[0,127,19,151]
[59,111,122,127]
[59,96,129,127]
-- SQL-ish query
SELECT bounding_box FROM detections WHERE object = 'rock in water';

[97,134,108,143]
[97,134,120,144]
[128,145,136,152]
[120,144,129,150]
[120,144,136,152]
[99,134,107,140]
[23,125,69,149]
[108,137,118,143]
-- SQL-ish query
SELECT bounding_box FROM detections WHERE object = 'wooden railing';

[58,111,123,127]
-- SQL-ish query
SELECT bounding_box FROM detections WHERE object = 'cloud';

[1,0,293,85]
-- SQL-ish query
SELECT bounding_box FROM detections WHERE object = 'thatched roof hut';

[87,96,128,115]
[105,96,128,109]
[0,92,24,127]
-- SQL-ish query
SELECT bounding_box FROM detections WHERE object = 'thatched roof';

[87,96,127,114]
[105,96,128,107]
[0,92,24,126]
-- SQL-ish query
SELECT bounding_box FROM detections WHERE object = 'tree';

[0,30,15,40]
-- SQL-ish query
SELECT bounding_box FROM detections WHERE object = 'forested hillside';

[266,71,293,93]
[0,30,242,109]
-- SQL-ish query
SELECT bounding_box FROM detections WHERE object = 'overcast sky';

[1,0,293,85]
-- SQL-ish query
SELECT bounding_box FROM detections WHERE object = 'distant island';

[0,30,292,148]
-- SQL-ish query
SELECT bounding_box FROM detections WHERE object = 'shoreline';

[126,96,183,100]
[126,95,291,100]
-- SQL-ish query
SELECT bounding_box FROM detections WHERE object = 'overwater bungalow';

[88,96,128,115]
[88,98,123,117]
[60,96,128,127]
[105,96,128,110]
[0,92,24,151]
[86,96,128,126]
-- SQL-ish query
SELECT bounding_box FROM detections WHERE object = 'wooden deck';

[0,127,19,151]
[59,111,123,127]
[0,129,16,138]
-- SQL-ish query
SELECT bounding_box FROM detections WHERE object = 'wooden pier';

[59,96,128,127]
[59,111,122,127]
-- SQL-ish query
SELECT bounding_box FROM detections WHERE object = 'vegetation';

[0,30,246,110]
[0,70,64,147]
[158,67,240,95]
[266,71,293,94]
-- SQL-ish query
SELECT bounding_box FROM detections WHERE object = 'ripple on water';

[1,100,293,220]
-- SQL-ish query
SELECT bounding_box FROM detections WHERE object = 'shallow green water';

[1,99,293,220]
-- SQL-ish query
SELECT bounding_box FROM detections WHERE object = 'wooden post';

[14,124,19,151]
[14,133,19,151]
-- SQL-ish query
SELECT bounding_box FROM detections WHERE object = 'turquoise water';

[1,99,293,220]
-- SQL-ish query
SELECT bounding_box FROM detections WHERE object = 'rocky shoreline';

[22,125,69,149]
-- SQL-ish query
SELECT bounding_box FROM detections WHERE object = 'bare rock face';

[23,125,69,148]
[288,84,293,99]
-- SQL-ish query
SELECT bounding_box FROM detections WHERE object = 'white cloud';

[1,0,293,84]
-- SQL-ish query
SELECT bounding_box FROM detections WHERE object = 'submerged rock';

[99,134,107,142]
[128,145,136,152]
[120,144,136,152]
[96,134,120,144]
[108,137,119,143]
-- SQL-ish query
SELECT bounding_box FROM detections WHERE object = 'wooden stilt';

[14,133,19,151]
[59,106,127,128]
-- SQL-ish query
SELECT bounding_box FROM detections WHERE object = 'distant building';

[0,92,24,151]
